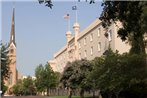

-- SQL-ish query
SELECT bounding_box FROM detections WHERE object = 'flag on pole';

[63,14,70,19]
[72,6,77,10]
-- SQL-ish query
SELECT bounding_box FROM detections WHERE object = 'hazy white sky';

[2,0,103,76]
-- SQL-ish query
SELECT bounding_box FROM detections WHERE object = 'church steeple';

[9,7,16,46]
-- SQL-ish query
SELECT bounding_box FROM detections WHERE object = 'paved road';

[2,96,49,98]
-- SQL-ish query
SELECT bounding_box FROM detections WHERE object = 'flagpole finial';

[12,1,15,9]
[72,4,78,23]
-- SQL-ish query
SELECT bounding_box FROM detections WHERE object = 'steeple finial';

[10,4,16,46]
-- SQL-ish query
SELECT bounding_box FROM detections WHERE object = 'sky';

[1,0,103,76]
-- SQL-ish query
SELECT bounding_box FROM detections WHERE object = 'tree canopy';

[13,77,37,96]
[35,63,59,96]
[60,59,93,98]
[100,1,147,54]
[1,44,10,95]
[90,48,147,98]
[38,0,95,9]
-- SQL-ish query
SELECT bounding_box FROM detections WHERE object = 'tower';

[73,22,80,60]
[6,7,17,95]
[66,31,72,43]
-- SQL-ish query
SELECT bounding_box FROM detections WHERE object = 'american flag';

[63,14,70,19]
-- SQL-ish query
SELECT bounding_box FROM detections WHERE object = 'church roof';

[9,7,16,46]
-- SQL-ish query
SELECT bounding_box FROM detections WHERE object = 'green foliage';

[70,59,93,91]
[60,62,73,88]
[61,59,93,98]
[38,0,53,9]
[12,79,24,96]
[35,64,45,92]
[1,44,10,80]
[1,44,10,95]
[91,48,147,98]
[100,1,147,54]
[35,63,60,96]
[23,76,36,95]
[12,77,36,96]
[38,0,95,9]
[1,81,8,95]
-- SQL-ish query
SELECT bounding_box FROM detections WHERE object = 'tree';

[13,77,37,96]
[35,63,59,96]
[35,64,45,94]
[60,62,74,98]
[1,44,10,95]
[43,63,56,96]
[12,79,24,96]
[38,0,95,9]
[60,59,93,98]
[100,1,147,54]
[90,48,147,98]
[23,76,36,95]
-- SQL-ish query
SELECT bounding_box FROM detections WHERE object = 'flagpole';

[75,1,78,23]
[68,18,70,31]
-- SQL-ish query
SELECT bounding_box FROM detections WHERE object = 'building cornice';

[54,45,67,58]
[53,19,102,58]
[78,19,102,40]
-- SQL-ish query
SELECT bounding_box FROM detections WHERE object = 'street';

[2,96,49,98]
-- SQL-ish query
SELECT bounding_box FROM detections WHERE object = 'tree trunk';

[68,88,72,98]
[47,88,49,96]
[130,33,145,54]
[80,89,84,98]
[92,89,95,98]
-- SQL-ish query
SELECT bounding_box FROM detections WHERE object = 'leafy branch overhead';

[100,1,147,54]
[38,0,53,9]
[38,0,95,9]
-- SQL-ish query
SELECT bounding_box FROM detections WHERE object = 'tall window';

[98,42,101,51]
[84,50,87,58]
[90,33,93,42]
[108,30,112,41]
[90,46,93,55]
[84,37,86,45]
[78,42,81,49]
[97,28,101,37]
